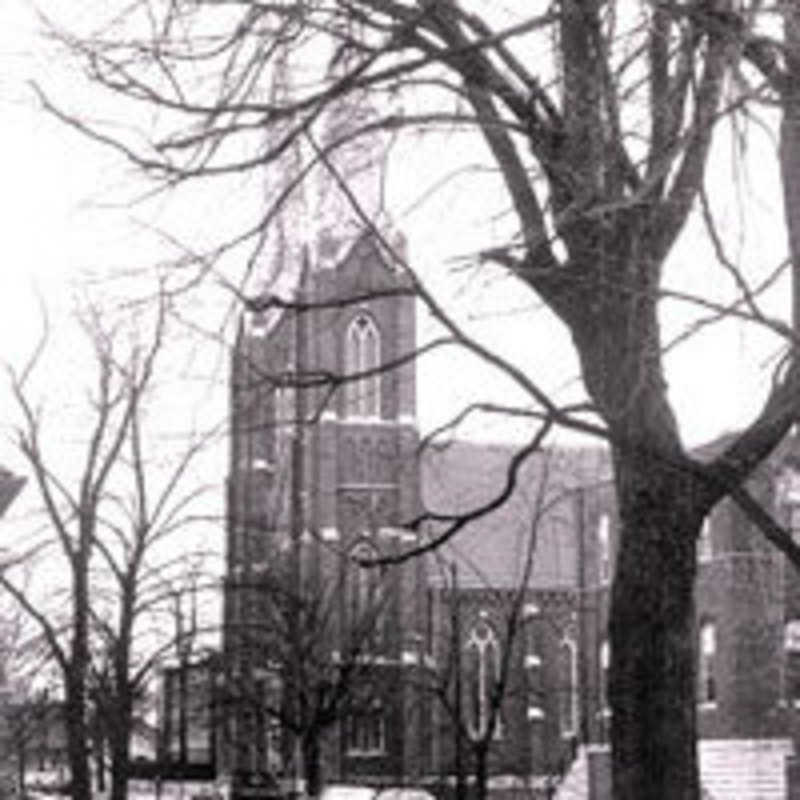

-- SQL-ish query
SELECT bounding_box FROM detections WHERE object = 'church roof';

[0,467,25,519]
[420,442,610,590]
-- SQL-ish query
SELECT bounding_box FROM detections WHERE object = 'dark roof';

[420,442,610,590]
[0,468,25,519]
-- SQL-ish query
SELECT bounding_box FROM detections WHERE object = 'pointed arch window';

[597,514,611,585]
[558,636,578,737]
[699,621,717,706]
[344,314,381,419]
[348,541,385,649]
[698,516,713,563]
[465,619,503,740]
[599,639,610,714]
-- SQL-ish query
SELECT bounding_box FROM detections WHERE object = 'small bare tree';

[423,450,579,800]
[222,533,395,798]
[3,297,220,800]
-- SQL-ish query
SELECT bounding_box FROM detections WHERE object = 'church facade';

[220,225,800,800]
[221,232,433,795]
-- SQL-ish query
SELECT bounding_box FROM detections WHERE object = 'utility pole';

[450,562,465,800]
[288,255,308,796]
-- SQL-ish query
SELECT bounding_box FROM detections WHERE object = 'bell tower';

[223,226,429,790]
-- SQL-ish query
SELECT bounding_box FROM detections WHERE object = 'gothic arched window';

[344,314,381,419]
[597,513,612,585]
[698,621,717,706]
[348,541,384,648]
[465,619,503,740]
[599,639,610,713]
[558,636,578,737]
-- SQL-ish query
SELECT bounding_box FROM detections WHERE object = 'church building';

[219,211,800,799]
[219,219,602,798]
[216,68,800,794]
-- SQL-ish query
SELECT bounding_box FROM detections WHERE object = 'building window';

[348,542,384,648]
[597,514,611,585]
[465,619,503,740]
[698,621,717,706]
[346,699,385,755]
[698,516,713,563]
[599,639,610,713]
[558,636,578,737]
[344,314,381,418]
[785,621,800,704]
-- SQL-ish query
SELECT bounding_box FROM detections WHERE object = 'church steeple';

[314,21,391,268]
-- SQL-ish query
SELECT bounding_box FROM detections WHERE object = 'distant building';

[159,657,217,777]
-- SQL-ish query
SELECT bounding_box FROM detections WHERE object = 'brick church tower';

[221,228,431,795]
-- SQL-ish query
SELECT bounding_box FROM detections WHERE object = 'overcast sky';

[0,0,793,473]
[0,2,795,667]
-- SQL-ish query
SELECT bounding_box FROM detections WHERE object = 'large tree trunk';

[302,733,322,799]
[569,251,712,799]
[109,605,135,800]
[106,686,133,800]
[67,549,92,800]
[64,676,92,800]
[609,449,703,800]
[16,735,26,798]
[94,733,106,793]
[108,719,131,800]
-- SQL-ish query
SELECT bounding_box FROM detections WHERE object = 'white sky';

[0,0,794,681]
[0,0,793,472]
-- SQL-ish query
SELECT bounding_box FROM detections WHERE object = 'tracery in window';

[465,619,503,740]
[344,314,381,418]
[348,541,385,648]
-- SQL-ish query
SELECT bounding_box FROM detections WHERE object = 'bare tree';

[423,450,580,800]
[3,298,219,800]
[0,597,52,798]
[221,524,399,798]
[41,3,800,797]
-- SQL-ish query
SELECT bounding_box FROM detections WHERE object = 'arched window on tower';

[698,620,717,706]
[344,314,381,419]
[465,618,503,740]
[348,541,385,649]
